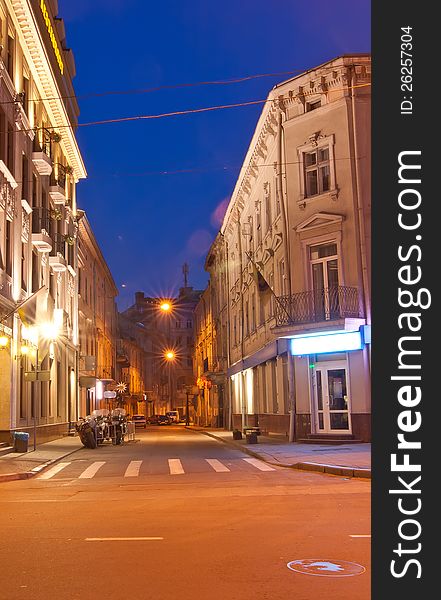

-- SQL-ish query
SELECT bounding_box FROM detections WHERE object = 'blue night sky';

[57,0,370,310]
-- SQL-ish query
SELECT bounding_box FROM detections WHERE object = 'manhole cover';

[287,559,365,577]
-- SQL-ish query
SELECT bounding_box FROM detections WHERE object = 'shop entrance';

[313,361,351,433]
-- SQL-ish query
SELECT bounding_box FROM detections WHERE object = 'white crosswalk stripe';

[205,459,230,472]
[168,459,184,475]
[79,461,106,479]
[124,461,143,477]
[242,458,275,471]
[37,457,278,480]
[38,462,71,480]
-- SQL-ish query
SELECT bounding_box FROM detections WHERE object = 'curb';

[187,427,371,479]
[0,444,84,484]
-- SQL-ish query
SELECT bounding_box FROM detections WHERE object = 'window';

[7,123,14,173]
[21,243,27,292]
[7,34,14,79]
[22,155,29,202]
[306,99,321,112]
[251,293,256,333]
[264,185,271,232]
[5,219,12,276]
[186,320,192,329]
[23,75,30,116]
[32,251,39,293]
[279,259,288,296]
[304,147,330,197]
[309,242,340,320]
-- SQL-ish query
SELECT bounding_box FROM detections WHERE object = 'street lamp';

[163,349,176,411]
[159,301,172,313]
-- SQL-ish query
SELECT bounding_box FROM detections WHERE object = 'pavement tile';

[189,426,371,478]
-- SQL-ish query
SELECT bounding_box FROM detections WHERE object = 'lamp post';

[164,350,175,411]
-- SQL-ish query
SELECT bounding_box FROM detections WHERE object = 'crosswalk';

[38,457,276,480]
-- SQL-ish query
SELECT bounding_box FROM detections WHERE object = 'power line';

[12,155,367,187]
[7,81,370,135]
[0,64,369,106]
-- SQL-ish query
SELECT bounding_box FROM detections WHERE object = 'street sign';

[24,370,51,382]
[104,391,117,399]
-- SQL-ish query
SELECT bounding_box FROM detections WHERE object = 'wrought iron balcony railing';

[50,164,67,188]
[33,127,53,158]
[31,207,51,233]
[274,286,363,327]
[50,233,66,257]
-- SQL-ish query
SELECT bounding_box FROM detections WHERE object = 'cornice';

[9,0,87,181]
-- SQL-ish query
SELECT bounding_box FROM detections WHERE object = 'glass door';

[313,362,351,433]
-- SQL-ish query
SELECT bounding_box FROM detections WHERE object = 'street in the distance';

[0,426,370,600]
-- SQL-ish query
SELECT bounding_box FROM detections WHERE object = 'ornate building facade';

[0,0,86,442]
[197,55,371,441]
[77,214,118,417]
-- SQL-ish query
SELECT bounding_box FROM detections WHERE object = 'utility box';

[13,432,30,453]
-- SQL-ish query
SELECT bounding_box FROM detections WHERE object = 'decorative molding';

[295,212,344,233]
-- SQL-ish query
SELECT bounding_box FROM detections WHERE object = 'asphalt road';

[0,426,370,600]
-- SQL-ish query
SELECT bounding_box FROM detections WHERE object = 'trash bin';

[13,432,29,453]
[245,431,258,444]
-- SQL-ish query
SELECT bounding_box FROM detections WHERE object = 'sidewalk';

[0,436,84,483]
[188,426,371,479]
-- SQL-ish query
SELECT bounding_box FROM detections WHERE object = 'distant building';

[122,284,202,416]
[0,0,86,442]
[193,234,229,427]
[77,215,118,417]
[199,55,371,441]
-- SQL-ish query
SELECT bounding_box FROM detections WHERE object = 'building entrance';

[313,361,351,434]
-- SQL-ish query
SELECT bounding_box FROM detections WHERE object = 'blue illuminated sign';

[290,330,363,356]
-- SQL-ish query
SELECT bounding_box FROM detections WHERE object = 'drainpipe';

[237,214,246,432]
[349,66,371,325]
[277,103,297,442]
[349,65,371,397]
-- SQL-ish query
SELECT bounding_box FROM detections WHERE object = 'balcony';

[49,165,67,204]
[274,286,363,328]
[31,207,52,253]
[49,233,67,272]
[32,128,53,175]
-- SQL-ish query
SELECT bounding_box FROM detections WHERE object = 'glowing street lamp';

[164,350,175,361]
[159,301,173,313]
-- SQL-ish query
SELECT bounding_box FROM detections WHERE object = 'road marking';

[85,537,163,542]
[38,462,71,479]
[168,458,184,475]
[287,558,366,577]
[124,460,143,477]
[78,461,106,479]
[205,459,230,472]
[242,457,275,471]
[350,535,371,538]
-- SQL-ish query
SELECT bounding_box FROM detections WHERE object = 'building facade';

[77,214,118,417]
[200,55,371,441]
[193,234,229,427]
[0,0,86,442]
[122,284,202,417]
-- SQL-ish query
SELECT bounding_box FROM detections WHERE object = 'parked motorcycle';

[109,408,127,445]
[76,415,98,449]
[76,408,128,448]
[92,409,110,444]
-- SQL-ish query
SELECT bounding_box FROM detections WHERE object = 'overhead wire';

[0,63,369,106]
[5,81,370,136]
